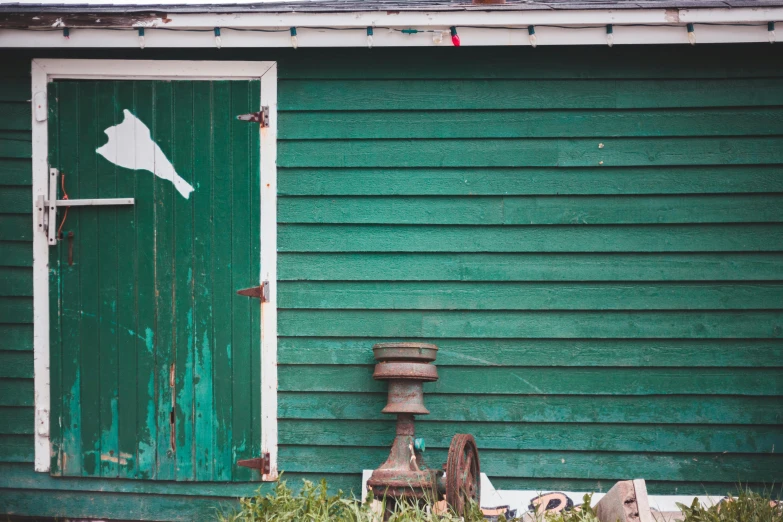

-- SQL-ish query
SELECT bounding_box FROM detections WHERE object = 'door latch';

[38,168,135,245]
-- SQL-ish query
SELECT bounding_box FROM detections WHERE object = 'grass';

[676,486,783,522]
[217,479,781,522]
[216,474,485,522]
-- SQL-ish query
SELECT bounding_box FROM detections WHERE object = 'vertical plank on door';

[192,82,214,481]
[248,80,262,473]
[212,81,234,481]
[47,83,63,476]
[77,81,101,478]
[134,81,157,480]
[57,80,83,476]
[230,81,253,481]
[172,81,196,481]
[153,81,176,481]
[95,81,120,478]
[115,81,139,480]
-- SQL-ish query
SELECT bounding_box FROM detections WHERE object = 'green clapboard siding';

[2,45,783,521]
[275,44,783,501]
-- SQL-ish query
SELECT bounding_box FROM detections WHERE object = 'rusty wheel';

[445,433,480,515]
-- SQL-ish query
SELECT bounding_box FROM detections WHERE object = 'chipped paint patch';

[97,110,194,199]
[101,451,132,465]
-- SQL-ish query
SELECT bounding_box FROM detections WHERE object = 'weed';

[216,474,485,522]
[677,486,782,522]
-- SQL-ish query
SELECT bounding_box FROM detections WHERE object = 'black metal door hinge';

[238,452,270,474]
[236,106,269,127]
[237,281,269,302]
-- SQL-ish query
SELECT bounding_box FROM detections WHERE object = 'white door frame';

[30,58,279,480]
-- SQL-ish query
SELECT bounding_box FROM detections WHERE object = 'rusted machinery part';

[373,361,439,381]
[373,342,439,363]
[445,433,481,515]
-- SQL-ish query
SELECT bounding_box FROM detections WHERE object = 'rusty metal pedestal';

[367,342,480,515]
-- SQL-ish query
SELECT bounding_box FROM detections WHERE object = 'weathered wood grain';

[0,267,31,296]
[277,445,783,482]
[278,166,783,196]
[278,338,783,367]
[280,79,783,111]
[278,309,783,338]
[0,379,32,406]
[279,194,783,225]
[280,108,783,139]
[278,282,783,310]
[278,224,783,253]
[279,419,782,453]
[0,242,31,271]
[278,253,783,281]
[279,365,783,395]
[279,137,783,168]
[0,158,31,186]
[278,46,783,80]
[0,350,32,378]
[0,325,33,351]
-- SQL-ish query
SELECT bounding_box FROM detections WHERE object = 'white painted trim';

[259,62,278,481]
[31,59,278,479]
[4,22,778,47]
[31,58,50,473]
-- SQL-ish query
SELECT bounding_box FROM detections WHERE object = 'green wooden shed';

[0,0,782,519]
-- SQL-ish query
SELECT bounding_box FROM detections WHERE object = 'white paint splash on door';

[96,109,194,199]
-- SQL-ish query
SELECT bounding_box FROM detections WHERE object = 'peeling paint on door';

[96,109,194,199]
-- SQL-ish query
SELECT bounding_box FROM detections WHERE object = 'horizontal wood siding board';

[278,137,783,168]
[0,434,33,462]
[277,445,783,482]
[278,365,783,395]
[0,296,33,323]
[277,338,783,367]
[0,185,33,214]
[0,214,33,241]
[278,309,783,338]
[1,378,32,406]
[277,46,783,80]
[279,79,783,111]
[278,392,783,424]
[278,194,783,225]
[0,489,240,521]
[278,419,782,454]
[0,463,358,498]
[0,408,32,434]
[0,159,31,186]
[0,324,34,351]
[278,253,783,281]
[278,224,783,252]
[279,108,783,139]
[277,282,783,310]
[0,267,33,296]
[0,241,32,267]
[0,350,33,378]
[278,166,783,196]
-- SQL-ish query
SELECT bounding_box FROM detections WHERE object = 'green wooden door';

[47,80,262,481]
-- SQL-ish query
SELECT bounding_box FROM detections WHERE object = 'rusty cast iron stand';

[367,342,480,515]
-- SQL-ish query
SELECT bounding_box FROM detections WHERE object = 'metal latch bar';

[41,168,135,245]
[55,198,134,207]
